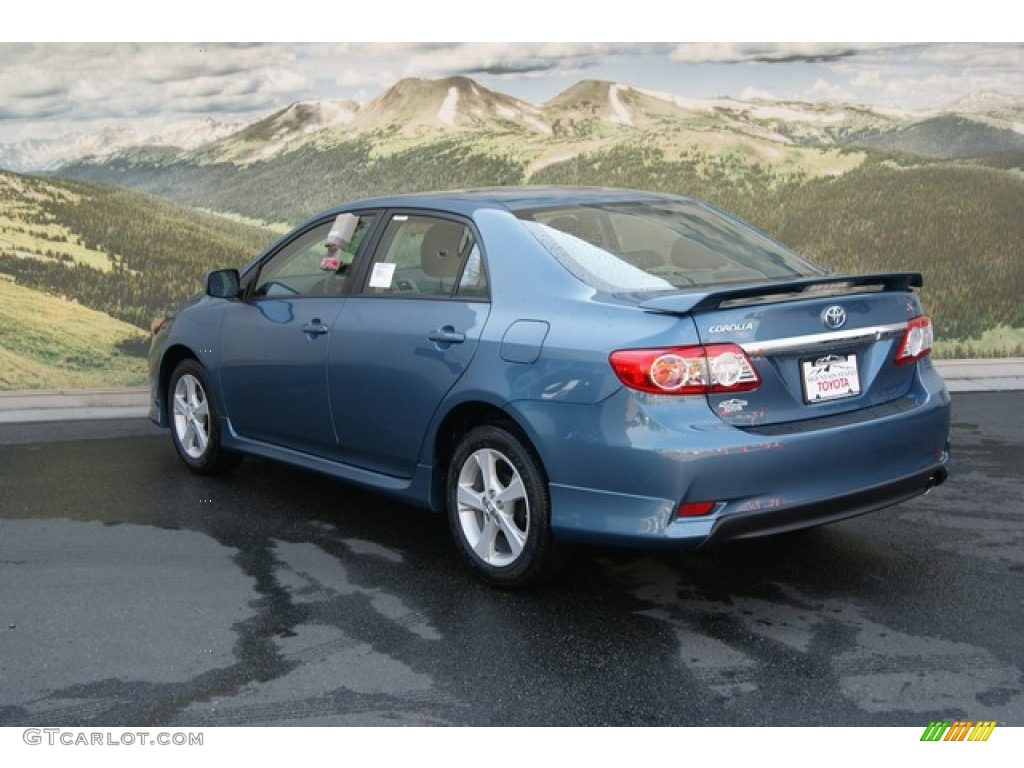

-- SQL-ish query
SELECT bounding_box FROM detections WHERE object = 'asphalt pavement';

[1,392,1021,727]
[1,359,1022,728]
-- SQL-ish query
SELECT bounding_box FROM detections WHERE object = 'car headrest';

[421,222,466,279]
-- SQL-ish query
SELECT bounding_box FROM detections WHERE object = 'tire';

[167,359,242,475]
[446,424,562,588]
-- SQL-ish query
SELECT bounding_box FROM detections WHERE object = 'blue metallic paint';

[149,187,951,557]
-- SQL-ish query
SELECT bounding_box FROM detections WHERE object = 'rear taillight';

[609,343,761,395]
[895,315,934,365]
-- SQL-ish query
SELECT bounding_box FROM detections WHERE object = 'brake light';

[677,501,716,517]
[609,343,760,395]
[894,315,934,365]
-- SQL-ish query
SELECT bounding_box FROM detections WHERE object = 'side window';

[253,213,376,298]
[456,243,488,297]
[360,214,487,298]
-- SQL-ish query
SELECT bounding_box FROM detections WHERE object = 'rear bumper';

[548,458,949,548]
[703,461,949,544]
[515,366,952,548]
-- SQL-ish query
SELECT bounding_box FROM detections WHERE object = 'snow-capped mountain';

[190,100,359,164]
[544,80,700,127]
[0,118,241,172]
[4,77,1024,174]
[182,77,552,166]
[349,76,550,135]
[939,91,1024,114]
[0,126,138,172]
[146,118,242,151]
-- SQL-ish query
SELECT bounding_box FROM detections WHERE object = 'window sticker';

[369,262,397,288]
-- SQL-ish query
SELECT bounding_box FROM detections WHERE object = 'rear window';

[517,200,826,293]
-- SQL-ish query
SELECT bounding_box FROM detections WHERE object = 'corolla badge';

[708,322,754,334]
[822,305,847,330]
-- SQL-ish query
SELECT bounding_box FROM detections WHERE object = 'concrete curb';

[0,388,150,424]
[0,360,1021,424]
[932,359,1024,393]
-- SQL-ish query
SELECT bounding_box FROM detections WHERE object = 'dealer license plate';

[801,354,861,403]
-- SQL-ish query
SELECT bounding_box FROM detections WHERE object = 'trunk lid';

[641,274,926,428]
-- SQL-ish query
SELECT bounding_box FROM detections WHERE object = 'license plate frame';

[801,353,862,404]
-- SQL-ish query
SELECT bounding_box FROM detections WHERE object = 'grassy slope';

[0,173,115,272]
[0,278,147,389]
[0,169,279,390]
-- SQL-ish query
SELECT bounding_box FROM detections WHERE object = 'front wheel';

[446,425,562,588]
[167,359,241,475]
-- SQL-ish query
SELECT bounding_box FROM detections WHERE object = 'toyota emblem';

[822,305,847,330]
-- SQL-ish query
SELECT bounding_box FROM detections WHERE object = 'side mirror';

[205,269,241,299]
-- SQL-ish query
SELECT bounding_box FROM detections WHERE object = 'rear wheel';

[167,359,241,475]
[446,425,561,588]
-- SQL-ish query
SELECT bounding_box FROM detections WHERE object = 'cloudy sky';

[2,4,1020,144]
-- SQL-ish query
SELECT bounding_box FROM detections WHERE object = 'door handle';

[301,322,330,337]
[428,326,466,344]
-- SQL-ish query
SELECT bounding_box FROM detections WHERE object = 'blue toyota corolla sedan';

[149,187,951,587]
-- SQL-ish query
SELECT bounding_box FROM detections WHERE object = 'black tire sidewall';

[167,359,235,474]
[446,424,558,588]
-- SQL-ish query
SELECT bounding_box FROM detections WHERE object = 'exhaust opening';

[925,468,949,493]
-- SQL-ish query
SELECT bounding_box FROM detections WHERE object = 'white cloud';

[333,68,401,90]
[0,43,312,129]
[918,43,1024,69]
[400,42,643,78]
[810,78,857,103]
[852,70,883,89]
[670,43,900,65]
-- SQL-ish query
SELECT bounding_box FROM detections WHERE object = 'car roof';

[329,186,686,218]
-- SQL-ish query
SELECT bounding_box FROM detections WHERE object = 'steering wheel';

[393,278,420,293]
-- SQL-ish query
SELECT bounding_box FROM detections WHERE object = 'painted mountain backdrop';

[1,76,1023,388]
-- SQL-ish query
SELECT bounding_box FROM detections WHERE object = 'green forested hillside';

[529,142,787,219]
[531,148,1024,346]
[848,116,1024,158]
[757,159,1024,342]
[0,171,276,332]
[60,138,527,225]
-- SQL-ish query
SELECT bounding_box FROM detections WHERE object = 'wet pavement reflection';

[1,393,1021,726]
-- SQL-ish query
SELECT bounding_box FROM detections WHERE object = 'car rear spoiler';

[638,273,924,315]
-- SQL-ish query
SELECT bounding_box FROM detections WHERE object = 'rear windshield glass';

[517,200,826,292]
